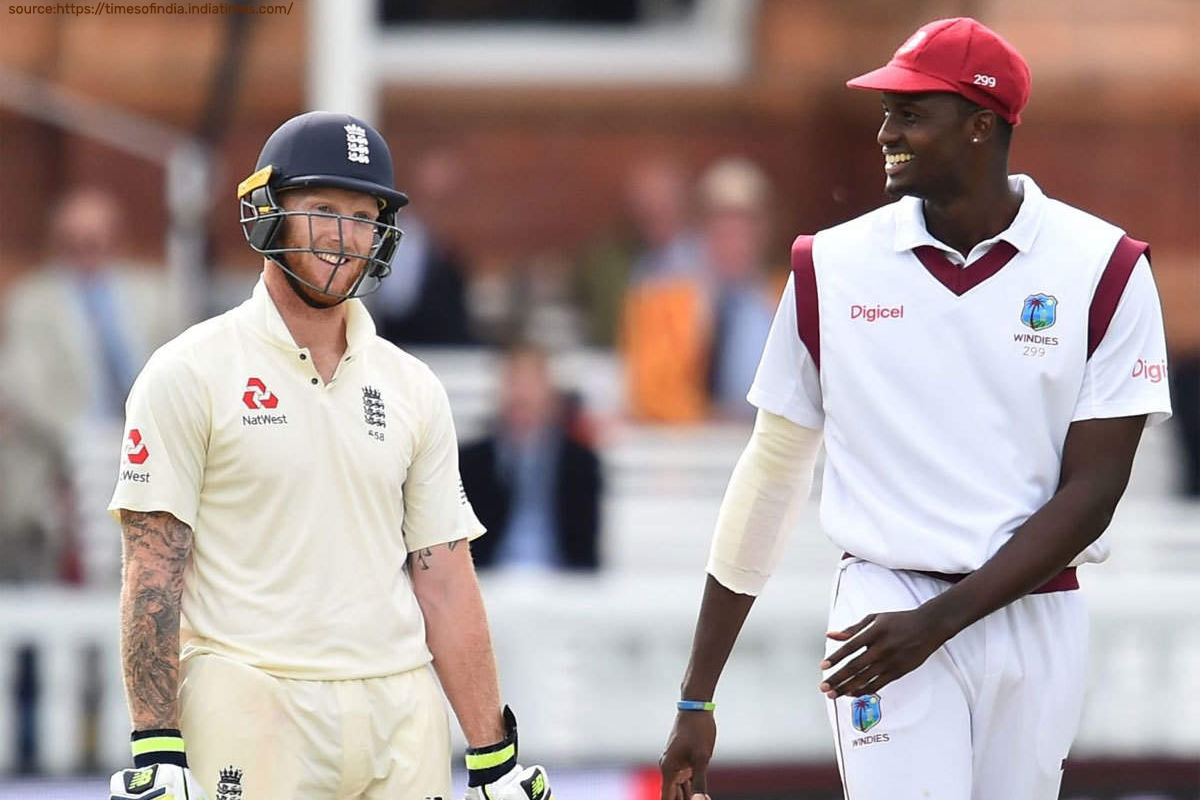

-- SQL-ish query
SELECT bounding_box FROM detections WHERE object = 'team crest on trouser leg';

[216,766,243,800]
[1021,293,1058,331]
[851,694,882,733]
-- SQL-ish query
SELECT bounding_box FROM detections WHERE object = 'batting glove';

[463,706,553,800]
[110,729,210,800]
[463,764,553,800]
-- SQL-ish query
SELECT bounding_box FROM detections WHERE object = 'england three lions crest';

[1021,293,1058,331]
[216,766,243,800]
[362,385,386,428]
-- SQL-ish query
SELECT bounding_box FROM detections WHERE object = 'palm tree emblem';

[1022,294,1057,331]
[851,694,881,732]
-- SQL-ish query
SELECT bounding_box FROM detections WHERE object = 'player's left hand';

[818,607,953,698]
[464,764,553,800]
[463,706,552,799]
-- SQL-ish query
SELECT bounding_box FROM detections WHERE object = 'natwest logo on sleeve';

[242,377,279,410]
[124,429,149,465]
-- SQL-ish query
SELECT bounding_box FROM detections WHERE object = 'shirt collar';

[892,174,1045,258]
[245,276,377,355]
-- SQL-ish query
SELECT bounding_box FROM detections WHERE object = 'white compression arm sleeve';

[706,409,823,596]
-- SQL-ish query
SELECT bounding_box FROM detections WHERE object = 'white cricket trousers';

[179,654,451,800]
[824,558,1089,800]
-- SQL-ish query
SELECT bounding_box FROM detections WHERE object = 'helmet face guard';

[236,112,410,305]
[238,174,403,302]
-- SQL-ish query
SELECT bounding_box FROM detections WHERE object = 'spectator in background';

[625,156,704,284]
[618,156,781,423]
[460,345,603,571]
[370,147,477,345]
[576,156,702,347]
[700,157,781,420]
[0,187,171,582]
[618,158,711,422]
[2,188,171,426]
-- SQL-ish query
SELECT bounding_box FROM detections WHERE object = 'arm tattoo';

[119,510,193,731]
[412,539,466,570]
[416,547,434,571]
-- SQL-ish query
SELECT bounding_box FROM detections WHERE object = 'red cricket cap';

[846,17,1032,125]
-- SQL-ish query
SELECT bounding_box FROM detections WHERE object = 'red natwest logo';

[242,377,279,410]
[125,429,149,465]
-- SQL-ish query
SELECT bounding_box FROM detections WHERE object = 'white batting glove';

[109,763,210,799]
[463,706,553,800]
[464,764,553,800]
[110,729,210,800]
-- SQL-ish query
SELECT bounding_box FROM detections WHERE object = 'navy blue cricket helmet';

[237,111,408,304]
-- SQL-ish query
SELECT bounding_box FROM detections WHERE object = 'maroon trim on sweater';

[841,553,1079,594]
[1088,235,1150,359]
[912,240,1019,296]
[791,235,820,371]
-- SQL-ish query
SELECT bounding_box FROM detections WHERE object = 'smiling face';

[276,186,380,304]
[877,91,987,201]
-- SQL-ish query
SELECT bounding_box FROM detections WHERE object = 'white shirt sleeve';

[108,348,209,528]
[402,368,486,552]
[746,273,824,429]
[1073,256,1172,426]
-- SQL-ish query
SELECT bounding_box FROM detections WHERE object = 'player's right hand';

[109,764,210,800]
[659,710,716,800]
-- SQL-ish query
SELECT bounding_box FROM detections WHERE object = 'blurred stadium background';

[1,1,1198,798]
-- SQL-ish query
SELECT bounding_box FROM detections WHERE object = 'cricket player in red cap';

[659,17,1170,800]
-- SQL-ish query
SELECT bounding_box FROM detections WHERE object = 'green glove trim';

[131,736,186,757]
[130,728,188,768]
[466,705,520,787]
[465,742,516,771]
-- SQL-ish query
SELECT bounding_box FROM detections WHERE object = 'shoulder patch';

[1088,235,1150,359]
[791,235,820,371]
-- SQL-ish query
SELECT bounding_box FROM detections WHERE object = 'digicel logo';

[242,377,279,409]
[850,304,904,321]
[125,429,149,465]
[1131,358,1167,383]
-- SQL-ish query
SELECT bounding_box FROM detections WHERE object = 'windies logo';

[1021,293,1058,331]
[216,765,242,800]
[851,694,882,733]
[124,429,149,465]
[242,377,279,410]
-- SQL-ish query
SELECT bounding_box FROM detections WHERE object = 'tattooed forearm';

[119,510,193,731]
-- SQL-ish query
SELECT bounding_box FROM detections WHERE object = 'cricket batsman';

[107,111,553,800]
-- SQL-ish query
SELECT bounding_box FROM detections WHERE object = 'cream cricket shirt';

[110,278,484,679]
[748,175,1172,574]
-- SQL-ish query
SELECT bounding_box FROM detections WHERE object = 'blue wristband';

[677,700,716,712]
